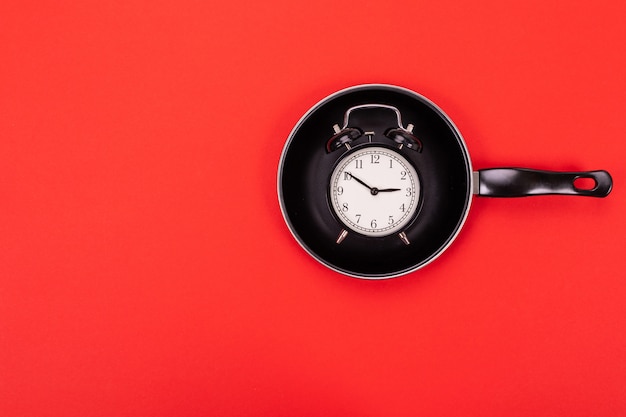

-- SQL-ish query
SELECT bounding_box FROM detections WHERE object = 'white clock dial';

[329,146,420,237]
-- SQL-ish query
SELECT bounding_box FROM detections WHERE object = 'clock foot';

[398,231,410,245]
[336,229,348,244]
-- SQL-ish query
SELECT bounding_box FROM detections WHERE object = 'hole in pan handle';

[475,168,613,197]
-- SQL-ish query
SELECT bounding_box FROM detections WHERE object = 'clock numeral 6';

[371,219,377,229]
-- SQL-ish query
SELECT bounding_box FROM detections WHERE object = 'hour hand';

[346,172,373,191]
[377,188,401,192]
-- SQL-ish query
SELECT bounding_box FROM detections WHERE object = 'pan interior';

[278,85,472,278]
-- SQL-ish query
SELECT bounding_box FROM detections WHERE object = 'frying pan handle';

[475,168,613,197]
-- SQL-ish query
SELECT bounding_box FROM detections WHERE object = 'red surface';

[1,1,626,416]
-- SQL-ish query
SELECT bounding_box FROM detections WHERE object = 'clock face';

[329,146,421,237]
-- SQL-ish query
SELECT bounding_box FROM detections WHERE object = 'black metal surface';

[325,127,362,153]
[278,85,472,278]
[278,85,614,278]
[478,168,613,197]
[385,128,423,152]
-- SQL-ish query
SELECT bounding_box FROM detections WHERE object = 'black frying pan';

[277,84,612,278]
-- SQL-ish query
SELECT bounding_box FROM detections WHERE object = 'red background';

[1,1,625,416]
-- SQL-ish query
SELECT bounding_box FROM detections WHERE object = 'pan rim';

[277,83,474,278]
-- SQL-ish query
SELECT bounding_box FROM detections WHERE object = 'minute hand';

[377,188,401,192]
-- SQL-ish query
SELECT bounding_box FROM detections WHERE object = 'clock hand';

[347,173,400,195]
[346,172,374,191]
